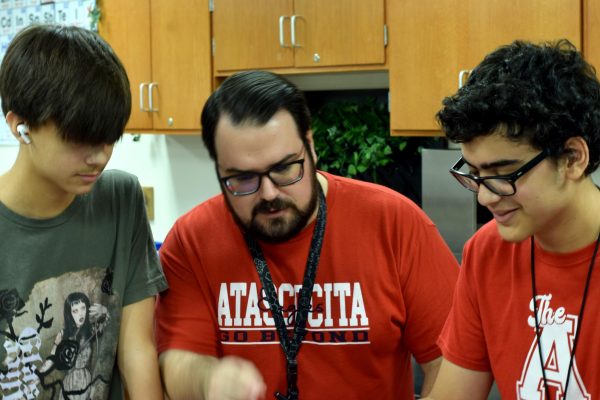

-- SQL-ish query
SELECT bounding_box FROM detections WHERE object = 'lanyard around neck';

[531,232,600,400]
[244,189,327,400]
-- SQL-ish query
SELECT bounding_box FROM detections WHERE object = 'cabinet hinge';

[209,0,214,12]
[387,91,390,113]
[212,37,216,56]
[383,24,388,47]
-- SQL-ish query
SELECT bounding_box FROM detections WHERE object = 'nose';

[85,144,114,166]
[257,175,280,201]
[476,184,502,208]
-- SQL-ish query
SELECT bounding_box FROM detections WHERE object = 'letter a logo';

[516,315,590,400]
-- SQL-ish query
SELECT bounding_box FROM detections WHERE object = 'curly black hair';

[437,39,600,175]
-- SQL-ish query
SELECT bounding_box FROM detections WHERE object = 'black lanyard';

[244,189,327,400]
[531,232,600,400]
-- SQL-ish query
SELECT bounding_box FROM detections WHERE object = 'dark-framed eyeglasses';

[219,158,305,196]
[449,150,548,196]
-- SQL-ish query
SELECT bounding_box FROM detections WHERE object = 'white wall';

[0,133,222,242]
[106,134,221,242]
[0,146,17,172]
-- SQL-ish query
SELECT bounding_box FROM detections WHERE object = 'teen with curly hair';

[426,40,600,399]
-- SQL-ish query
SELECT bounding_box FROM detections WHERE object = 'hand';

[206,356,266,400]
[89,303,108,320]
[89,304,110,330]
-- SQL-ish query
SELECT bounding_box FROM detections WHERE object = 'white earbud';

[17,123,31,144]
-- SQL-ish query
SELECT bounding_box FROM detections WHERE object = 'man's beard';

[224,165,320,244]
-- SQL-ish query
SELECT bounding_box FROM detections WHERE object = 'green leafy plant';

[312,98,409,183]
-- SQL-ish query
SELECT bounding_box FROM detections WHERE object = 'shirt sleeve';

[437,239,492,371]
[121,177,168,306]
[155,221,219,356]
[398,207,460,364]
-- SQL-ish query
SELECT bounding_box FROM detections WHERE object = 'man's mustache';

[253,198,294,215]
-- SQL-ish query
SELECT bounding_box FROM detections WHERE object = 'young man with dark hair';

[426,40,600,399]
[155,70,459,400]
[0,25,167,399]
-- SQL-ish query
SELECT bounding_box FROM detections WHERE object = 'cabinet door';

[388,0,461,133]
[584,0,600,71]
[293,0,385,68]
[98,0,153,131]
[213,0,294,72]
[150,0,212,130]
[389,0,581,134]
[463,0,581,69]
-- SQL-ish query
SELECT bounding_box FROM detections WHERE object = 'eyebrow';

[221,151,302,175]
[462,157,521,170]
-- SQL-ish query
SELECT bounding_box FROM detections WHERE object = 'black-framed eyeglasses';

[219,158,305,196]
[449,150,548,196]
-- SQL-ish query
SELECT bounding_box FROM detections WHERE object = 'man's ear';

[562,136,589,179]
[305,129,318,164]
[5,111,30,144]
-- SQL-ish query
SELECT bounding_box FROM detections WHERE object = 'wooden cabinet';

[584,0,600,71]
[212,0,385,74]
[98,0,212,133]
[388,0,581,136]
[212,0,293,71]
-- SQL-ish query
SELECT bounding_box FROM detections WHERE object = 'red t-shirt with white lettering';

[438,221,600,398]
[156,172,458,399]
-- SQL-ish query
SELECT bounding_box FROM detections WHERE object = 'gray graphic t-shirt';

[0,170,167,399]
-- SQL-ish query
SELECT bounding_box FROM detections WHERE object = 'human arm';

[419,356,442,396]
[421,358,493,400]
[154,209,268,399]
[159,349,266,400]
[117,297,164,400]
[39,330,64,373]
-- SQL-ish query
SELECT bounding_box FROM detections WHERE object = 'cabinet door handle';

[458,69,471,88]
[149,82,159,112]
[139,83,149,111]
[279,16,290,48]
[291,15,302,48]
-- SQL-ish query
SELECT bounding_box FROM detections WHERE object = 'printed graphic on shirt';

[0,267,119,400]
[517,294,591,400]
[217,282,370,346]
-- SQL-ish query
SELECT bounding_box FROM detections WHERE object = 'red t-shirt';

[439,221,600,398]
[156,172,458,399]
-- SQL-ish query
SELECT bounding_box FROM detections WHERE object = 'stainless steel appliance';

[422,148,477,262]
